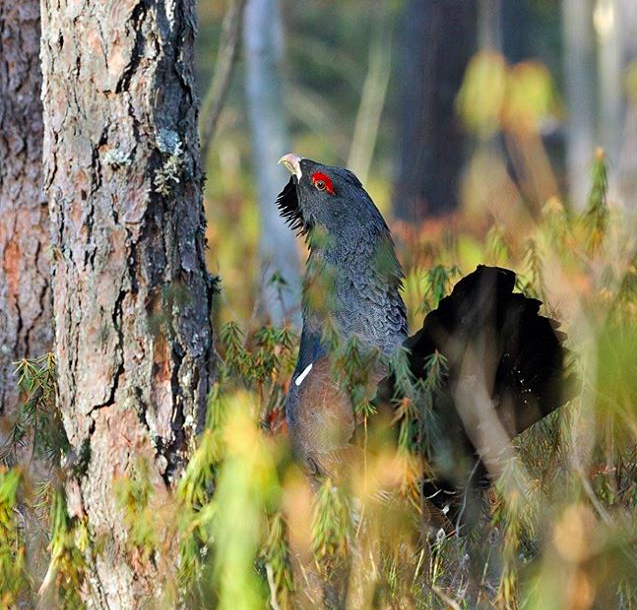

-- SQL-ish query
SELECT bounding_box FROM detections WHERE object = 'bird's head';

[277,153,389,242]
[277,153,406,352]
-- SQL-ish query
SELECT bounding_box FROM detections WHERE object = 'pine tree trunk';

[0,2,51,416]
[40,1,215,605]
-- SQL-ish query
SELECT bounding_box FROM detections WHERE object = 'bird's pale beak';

[278,153,303,180]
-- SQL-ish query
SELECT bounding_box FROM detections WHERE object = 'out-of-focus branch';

[200,0,247,165]
[347,6,392,183]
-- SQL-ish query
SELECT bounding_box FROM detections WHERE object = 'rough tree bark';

[40,0,215,606]
[392,0,478,221]
[244,0,301,326]
[0,2,51,415]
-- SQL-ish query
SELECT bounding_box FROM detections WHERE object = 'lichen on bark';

[40,0,216,605]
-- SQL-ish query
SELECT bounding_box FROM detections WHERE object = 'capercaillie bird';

[277,153,571,528]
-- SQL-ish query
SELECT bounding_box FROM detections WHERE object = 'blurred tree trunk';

[244,0,301,327]
[481,0,560,206]
[616,0,637,205]
[596,0,622,164]
[0,2,51,416]
[501,0,529,63]
[478,0,502,52]
[562,0,596,208]
[40,0,215,606]
[393,0,478,221]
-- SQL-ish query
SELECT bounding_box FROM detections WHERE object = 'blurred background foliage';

[190,1,637,607]
[3,0,637,608]
[198,0,637,329]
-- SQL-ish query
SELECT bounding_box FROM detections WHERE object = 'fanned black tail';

[408,265,569,434]
[397,266,573,524]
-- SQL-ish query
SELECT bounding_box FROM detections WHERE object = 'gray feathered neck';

[302,222,408,357]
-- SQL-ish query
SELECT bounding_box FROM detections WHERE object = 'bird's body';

[278,158,408,474]
[277,153,570,517]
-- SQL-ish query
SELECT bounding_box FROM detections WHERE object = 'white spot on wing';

[295,363,313,387]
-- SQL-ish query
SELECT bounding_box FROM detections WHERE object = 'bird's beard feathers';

[276,177,310,236]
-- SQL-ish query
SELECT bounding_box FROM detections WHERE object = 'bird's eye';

[311,172,335,195]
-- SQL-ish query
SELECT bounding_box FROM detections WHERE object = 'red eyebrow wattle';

[311,172,335,194]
